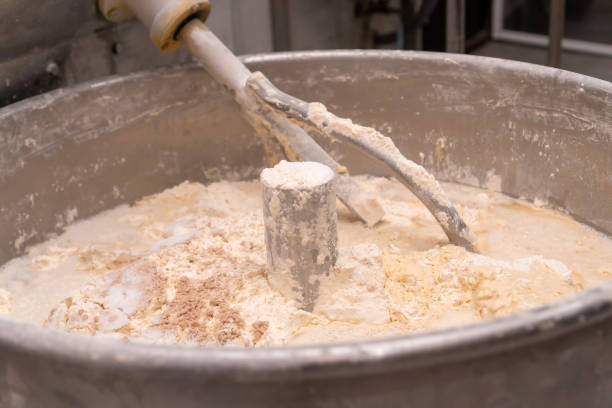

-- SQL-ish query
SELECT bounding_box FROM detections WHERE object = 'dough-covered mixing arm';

[246,74,477,251]
[96,0,478,252]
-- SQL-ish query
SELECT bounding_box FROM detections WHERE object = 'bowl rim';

[1,50,611,380]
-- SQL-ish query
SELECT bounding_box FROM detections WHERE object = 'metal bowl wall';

[0,51,611,407]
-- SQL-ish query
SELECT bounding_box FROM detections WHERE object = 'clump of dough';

[0,288,13,315]
[384,245,583,329]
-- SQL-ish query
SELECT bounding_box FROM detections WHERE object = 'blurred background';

[1,0,611,108]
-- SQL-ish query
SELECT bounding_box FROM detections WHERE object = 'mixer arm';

[246,72,478,252]
[96,1,386,227]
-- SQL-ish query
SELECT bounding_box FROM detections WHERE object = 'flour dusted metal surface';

[261,161,337,311]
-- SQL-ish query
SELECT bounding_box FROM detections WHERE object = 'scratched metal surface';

[0,51,611,407]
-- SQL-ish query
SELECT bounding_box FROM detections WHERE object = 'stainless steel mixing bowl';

[0,50,611,407]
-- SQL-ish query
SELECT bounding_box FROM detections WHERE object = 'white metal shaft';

[179,19,251,104]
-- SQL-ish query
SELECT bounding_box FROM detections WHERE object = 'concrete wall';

[0,0,274,107]
[0,0,362,107]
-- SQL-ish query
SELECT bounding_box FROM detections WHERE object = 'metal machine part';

[0,51,611,407]
[261,161,338,311]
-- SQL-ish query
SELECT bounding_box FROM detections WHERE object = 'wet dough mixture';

[1,176,611,346]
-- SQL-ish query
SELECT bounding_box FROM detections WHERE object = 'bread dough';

[1,176,611,346]
[0,288,12,315]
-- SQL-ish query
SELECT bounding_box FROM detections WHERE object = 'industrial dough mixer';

[0,1,611,407]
